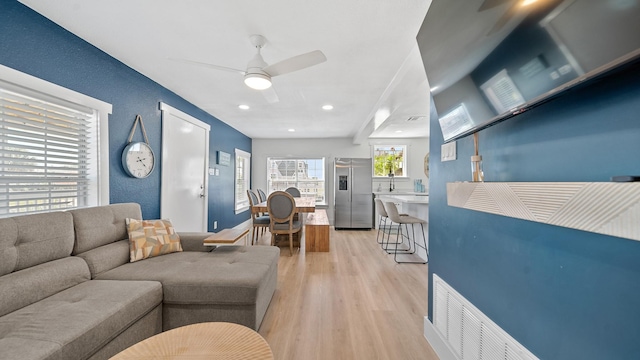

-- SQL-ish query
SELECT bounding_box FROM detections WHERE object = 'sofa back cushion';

[69,203,142,255]
[0,257,90,317]
[76,240,130,278]
[69,203,142,278]
[0,211,75,277]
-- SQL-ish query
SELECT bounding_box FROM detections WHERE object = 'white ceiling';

[19,0,432,142]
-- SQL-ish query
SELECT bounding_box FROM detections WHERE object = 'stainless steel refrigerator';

[334,158,373,229]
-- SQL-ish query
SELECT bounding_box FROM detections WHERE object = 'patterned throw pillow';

[126,218,183,262]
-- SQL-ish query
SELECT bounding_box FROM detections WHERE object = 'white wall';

[251,137,429,224]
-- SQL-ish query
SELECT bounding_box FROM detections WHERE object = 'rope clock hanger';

[122,115,155,178]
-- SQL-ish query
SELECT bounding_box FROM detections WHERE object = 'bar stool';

[374,198,390,246]
[375,198,410,248]
[382,201,428,264]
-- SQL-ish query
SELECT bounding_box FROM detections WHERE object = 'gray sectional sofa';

[0,203,279,360]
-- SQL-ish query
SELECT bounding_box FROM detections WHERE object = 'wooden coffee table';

[110,322,273,360]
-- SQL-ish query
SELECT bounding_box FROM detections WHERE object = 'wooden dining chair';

[267,191,302,256]
[247,190,269,245]
[284,187,301,220]
[284,187,301,198]
[257,189,267,203]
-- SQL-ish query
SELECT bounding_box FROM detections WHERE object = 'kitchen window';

[373,145,406,177]
[267,158,325,204]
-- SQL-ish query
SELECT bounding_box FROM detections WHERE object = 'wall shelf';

[446,182,640,241]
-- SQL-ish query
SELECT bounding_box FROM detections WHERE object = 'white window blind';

[235,149,251,213]
[0,84,95,216]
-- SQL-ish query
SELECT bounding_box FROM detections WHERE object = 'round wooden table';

[110,322,273,360]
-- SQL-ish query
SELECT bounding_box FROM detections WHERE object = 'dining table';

[251,196,316,215]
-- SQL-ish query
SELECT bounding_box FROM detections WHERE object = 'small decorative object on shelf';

[122,115,155,179]
[471,155,483,182]
[471,132,484,182]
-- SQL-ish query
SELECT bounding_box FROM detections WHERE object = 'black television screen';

[417,0,640,142]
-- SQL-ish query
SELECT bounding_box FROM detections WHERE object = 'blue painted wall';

[428,59,640,358]
[0,1,251,230]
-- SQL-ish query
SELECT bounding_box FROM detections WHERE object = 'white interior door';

[160,103,210,231]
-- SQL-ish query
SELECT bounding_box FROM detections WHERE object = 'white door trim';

[159,102,210,231]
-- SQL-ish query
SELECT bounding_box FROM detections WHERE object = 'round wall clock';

[424,153,430,178]
[122,142,155,178]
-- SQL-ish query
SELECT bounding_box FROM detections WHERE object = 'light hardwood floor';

[254,227,439,360]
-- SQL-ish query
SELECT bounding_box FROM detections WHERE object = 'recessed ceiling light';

[395,130,403,133]
[238,104,250,110]
[288,129,295,132]
[322,104,334,110]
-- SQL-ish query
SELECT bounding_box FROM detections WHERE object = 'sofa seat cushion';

[0,257,90,318]
[95,246,279,306]
[0,280,162,360]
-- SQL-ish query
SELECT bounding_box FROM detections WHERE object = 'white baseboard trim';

[424,316,457,360]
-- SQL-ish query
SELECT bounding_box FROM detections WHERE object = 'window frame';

[266,157,326,205]
[372,144,408,178]
[234,148,251,214]
[0,64,111,217]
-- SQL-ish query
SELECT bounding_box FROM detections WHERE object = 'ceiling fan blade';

[262,50,327,77]
[261,86,280,104]
[168,58,245,75]
[478,0,513,11]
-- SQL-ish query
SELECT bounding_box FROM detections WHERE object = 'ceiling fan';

[173,35,327,103]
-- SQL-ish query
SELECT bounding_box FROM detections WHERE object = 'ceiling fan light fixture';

[244,72,272,90]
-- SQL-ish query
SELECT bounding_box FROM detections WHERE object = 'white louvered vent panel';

[462,307,481,360]
[480,323,505,359]
[448,295,464,357]
[432,274,539,360]
[435,282,449,337]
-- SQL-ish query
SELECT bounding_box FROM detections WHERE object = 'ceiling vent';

[406,116,426,122]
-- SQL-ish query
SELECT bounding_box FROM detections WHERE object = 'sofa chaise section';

[69,203,280,331]
[94,245,279,330]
